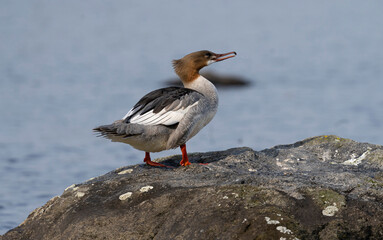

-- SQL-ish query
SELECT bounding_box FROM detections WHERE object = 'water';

[1,0,383,234]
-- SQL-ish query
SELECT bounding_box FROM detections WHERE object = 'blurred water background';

[1,0,383,234]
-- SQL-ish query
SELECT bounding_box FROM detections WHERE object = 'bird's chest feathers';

[187,105,217,139]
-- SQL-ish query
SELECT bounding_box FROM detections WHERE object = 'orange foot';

[144,152,172,168]
[180,144,191,166]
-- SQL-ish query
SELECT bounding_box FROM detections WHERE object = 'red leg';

[179,144,191,166]
[143,152,169,168]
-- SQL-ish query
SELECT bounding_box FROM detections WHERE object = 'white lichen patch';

[118,169,133,175]
[343,149,371,166]
[265,216,280,225]
[321,150,331,162]
[75,191,85,198]
[64,184,76,191]
[119,192,133,201]
[140,185,154,193]
[276,226,292,234]
[86,177,95,182]
[322,205,339,216]
[285,158,295,163]
[276,158,294,170]
[49,196,59,202]
[223,195,229,199]
[289,191,304,200]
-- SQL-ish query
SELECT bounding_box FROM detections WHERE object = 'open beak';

[214,51,237,62]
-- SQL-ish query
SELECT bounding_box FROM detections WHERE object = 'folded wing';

[123,87,202,126]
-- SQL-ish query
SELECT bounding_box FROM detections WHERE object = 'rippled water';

[1,0,383,234]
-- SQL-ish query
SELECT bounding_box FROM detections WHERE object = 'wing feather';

[122,87,202,126]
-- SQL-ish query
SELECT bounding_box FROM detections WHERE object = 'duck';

[94,50,236,167]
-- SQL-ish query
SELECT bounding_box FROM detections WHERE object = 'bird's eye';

[205,52,212,58]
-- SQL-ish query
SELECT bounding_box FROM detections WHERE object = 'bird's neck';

[184,75,218,104]
[173,59,218,103]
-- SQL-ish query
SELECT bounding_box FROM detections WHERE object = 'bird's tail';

[93,120,143,139]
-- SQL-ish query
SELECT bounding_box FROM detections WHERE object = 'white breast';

[184,75,219,140]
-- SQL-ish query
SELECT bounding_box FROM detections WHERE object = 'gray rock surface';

[2,135,383,240]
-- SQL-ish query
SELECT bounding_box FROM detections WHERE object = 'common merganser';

[94,50,236,167]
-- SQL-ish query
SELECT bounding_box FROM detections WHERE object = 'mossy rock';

[300,135,353,147]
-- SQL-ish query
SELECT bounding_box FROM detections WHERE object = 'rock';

[164,71,251,88]
[2,135,383,240]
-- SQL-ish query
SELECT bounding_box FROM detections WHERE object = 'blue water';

[1,0,383,234]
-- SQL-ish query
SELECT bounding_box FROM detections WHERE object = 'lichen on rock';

[2,136,383,240]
